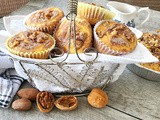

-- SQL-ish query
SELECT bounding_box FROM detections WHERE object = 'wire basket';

[2,0,124,94]
[12,57,126,94]
[1,0,157,95]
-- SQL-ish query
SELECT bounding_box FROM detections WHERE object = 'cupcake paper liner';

[78,2,115,25]
[6,45,53,59]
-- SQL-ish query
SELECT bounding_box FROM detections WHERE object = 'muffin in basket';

[54,17,92,54]
[77,2,115,25]
[6,30,56,59]
[138,32,160,72]
[24,7,64,35]
[94,20,137,55]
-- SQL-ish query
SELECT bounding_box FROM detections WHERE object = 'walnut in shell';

[36,91,55,113]
[87,88,108,108]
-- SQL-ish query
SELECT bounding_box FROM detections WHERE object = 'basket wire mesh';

[8,0,115,96]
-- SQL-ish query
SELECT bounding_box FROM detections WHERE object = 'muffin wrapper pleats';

[24,24,57,35]
[77,2,115,25]
[94,38,128,55]
[6,46,53,59]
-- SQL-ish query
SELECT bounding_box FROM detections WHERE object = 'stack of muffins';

[6,2,138,59]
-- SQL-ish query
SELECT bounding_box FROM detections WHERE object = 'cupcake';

[54,17,92,54]
[77,2,115,25]
[24,7,64,35]
[138,32,160,72]
[6,30,56,59]
[94,20,137,55]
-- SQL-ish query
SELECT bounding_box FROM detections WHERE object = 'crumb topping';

[30,8,59,23]
[138,32,160,60]
[96,21,136,45]
[8,31,53,50]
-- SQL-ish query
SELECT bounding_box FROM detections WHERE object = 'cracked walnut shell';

[36,91,55,113]
[54,95,78,111]
[87,88,108,108]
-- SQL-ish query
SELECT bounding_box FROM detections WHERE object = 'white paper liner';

[0,15,159,93]
[94,37,128,55]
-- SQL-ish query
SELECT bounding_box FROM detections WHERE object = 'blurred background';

[0,0,160,17]
[112,0,160,11]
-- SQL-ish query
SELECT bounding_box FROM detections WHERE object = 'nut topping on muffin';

[24,7,64,34]
[94,20,137,55]
[6,30,56,59]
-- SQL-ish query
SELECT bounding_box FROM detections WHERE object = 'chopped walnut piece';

[97,31,104,38]
[45,11,53,19]
[10,40,20,48]
[76,32,87,40]
[45,10,59,19]
[37,37,45,43]
[111,30,117,36]
[76,39,84,49]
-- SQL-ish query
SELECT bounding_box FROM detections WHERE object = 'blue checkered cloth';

[0,51,24,108]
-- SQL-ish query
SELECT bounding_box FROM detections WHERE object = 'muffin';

[94,20,137,55]
[77,2,115,25]
[138,32,160,72]
[54,17,92,54]
[6,30,56,59]
[24,7,64,35]
[87,88,108,108]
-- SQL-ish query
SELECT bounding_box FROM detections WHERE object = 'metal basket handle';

[49,0,98,64]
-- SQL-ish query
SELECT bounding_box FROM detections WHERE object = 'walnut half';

[54,95,78,111]
[36,91,55,113]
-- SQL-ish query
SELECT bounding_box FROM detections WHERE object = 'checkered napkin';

[0,51,25,108]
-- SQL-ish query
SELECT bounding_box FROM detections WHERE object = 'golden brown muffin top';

[96,21,137,52]
[25,7,64,27]
[55,17,92,53]
[7,30,55,53]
